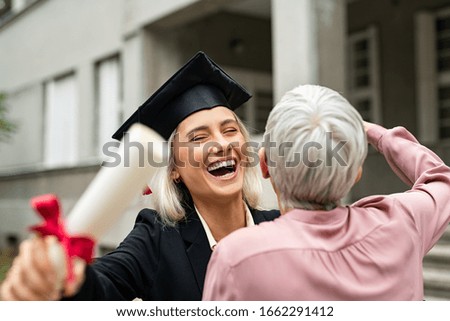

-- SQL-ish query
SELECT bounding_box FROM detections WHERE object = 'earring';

[174,177,181,184]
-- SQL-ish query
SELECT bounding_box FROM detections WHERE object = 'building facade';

[0,0,449,299]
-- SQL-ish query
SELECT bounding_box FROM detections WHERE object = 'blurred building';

[0,0,449,298]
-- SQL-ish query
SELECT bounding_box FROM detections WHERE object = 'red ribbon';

[29,194,95,283]
[142,185,152,195]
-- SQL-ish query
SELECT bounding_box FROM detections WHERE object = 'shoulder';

[135,208,163,225]
[350,194,403,218]
[214,219,280,267]
[131,208,180,238]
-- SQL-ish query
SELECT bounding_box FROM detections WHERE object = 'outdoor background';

[0,0,449,300]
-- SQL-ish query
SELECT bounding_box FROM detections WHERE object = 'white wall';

[0,0,123,91]
[122,0,199,35]
[271,0,346,100]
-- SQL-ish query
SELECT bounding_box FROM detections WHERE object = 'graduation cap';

[112,51,251,141]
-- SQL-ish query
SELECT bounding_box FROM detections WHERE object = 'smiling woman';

[0,52,280,301]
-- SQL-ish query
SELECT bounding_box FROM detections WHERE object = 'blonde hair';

[264,85,367,210]
[151,112,262,226]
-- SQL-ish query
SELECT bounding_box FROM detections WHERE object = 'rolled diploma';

[65,122,166,240]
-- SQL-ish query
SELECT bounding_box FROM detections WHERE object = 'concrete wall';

[0,166,98,245]
[271,0,347,101]
[0,0,122,91]
[121,0,199,36]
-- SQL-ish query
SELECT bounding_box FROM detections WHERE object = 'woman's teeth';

[207,160,236,177]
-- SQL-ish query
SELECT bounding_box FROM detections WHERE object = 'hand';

[363,121,377,133]
[0,235,86,301]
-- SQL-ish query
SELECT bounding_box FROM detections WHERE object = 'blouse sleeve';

[364,124,450,255]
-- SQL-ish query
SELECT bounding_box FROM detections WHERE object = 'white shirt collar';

[195,204,255,250]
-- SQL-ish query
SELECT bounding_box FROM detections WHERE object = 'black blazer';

[69,206,280,300]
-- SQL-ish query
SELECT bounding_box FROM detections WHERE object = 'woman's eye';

[190,135,206,142]
[224,128,238,134]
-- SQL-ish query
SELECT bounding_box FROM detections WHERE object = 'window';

[44,73,78,167]
[414,8,450,143]
[348,26,381,124]
[95,55,122,154]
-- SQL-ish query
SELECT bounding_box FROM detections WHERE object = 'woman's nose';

[208,134,233,154]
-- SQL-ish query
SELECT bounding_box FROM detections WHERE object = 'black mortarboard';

[112,51,251,140]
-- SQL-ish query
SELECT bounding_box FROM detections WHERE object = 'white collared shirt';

[195,204,255,250]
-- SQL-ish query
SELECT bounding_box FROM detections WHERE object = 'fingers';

[63,257,86,297]
[45,236,66,292]
[28,237,59,289]
[16,239,55,300]
[0,236,62,301]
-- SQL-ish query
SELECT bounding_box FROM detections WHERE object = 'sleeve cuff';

[366,123,388,153]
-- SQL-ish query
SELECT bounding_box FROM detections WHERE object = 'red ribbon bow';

[142,185,152,195]
[29,194,95,283]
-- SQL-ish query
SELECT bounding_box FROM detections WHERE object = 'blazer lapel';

[251,208,281,224]
[251,208,266,224]
[178,209,212,294]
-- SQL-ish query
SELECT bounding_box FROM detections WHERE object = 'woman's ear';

[171,169,181,183]
[258,148,270,179]
[354,166,363,185]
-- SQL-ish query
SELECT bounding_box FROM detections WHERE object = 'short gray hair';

[264,85,367,210]
[151,112,262,226]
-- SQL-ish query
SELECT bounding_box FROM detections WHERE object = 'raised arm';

[360,122,450,254]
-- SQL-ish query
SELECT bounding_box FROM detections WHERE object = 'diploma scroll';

[65,123,166,239]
